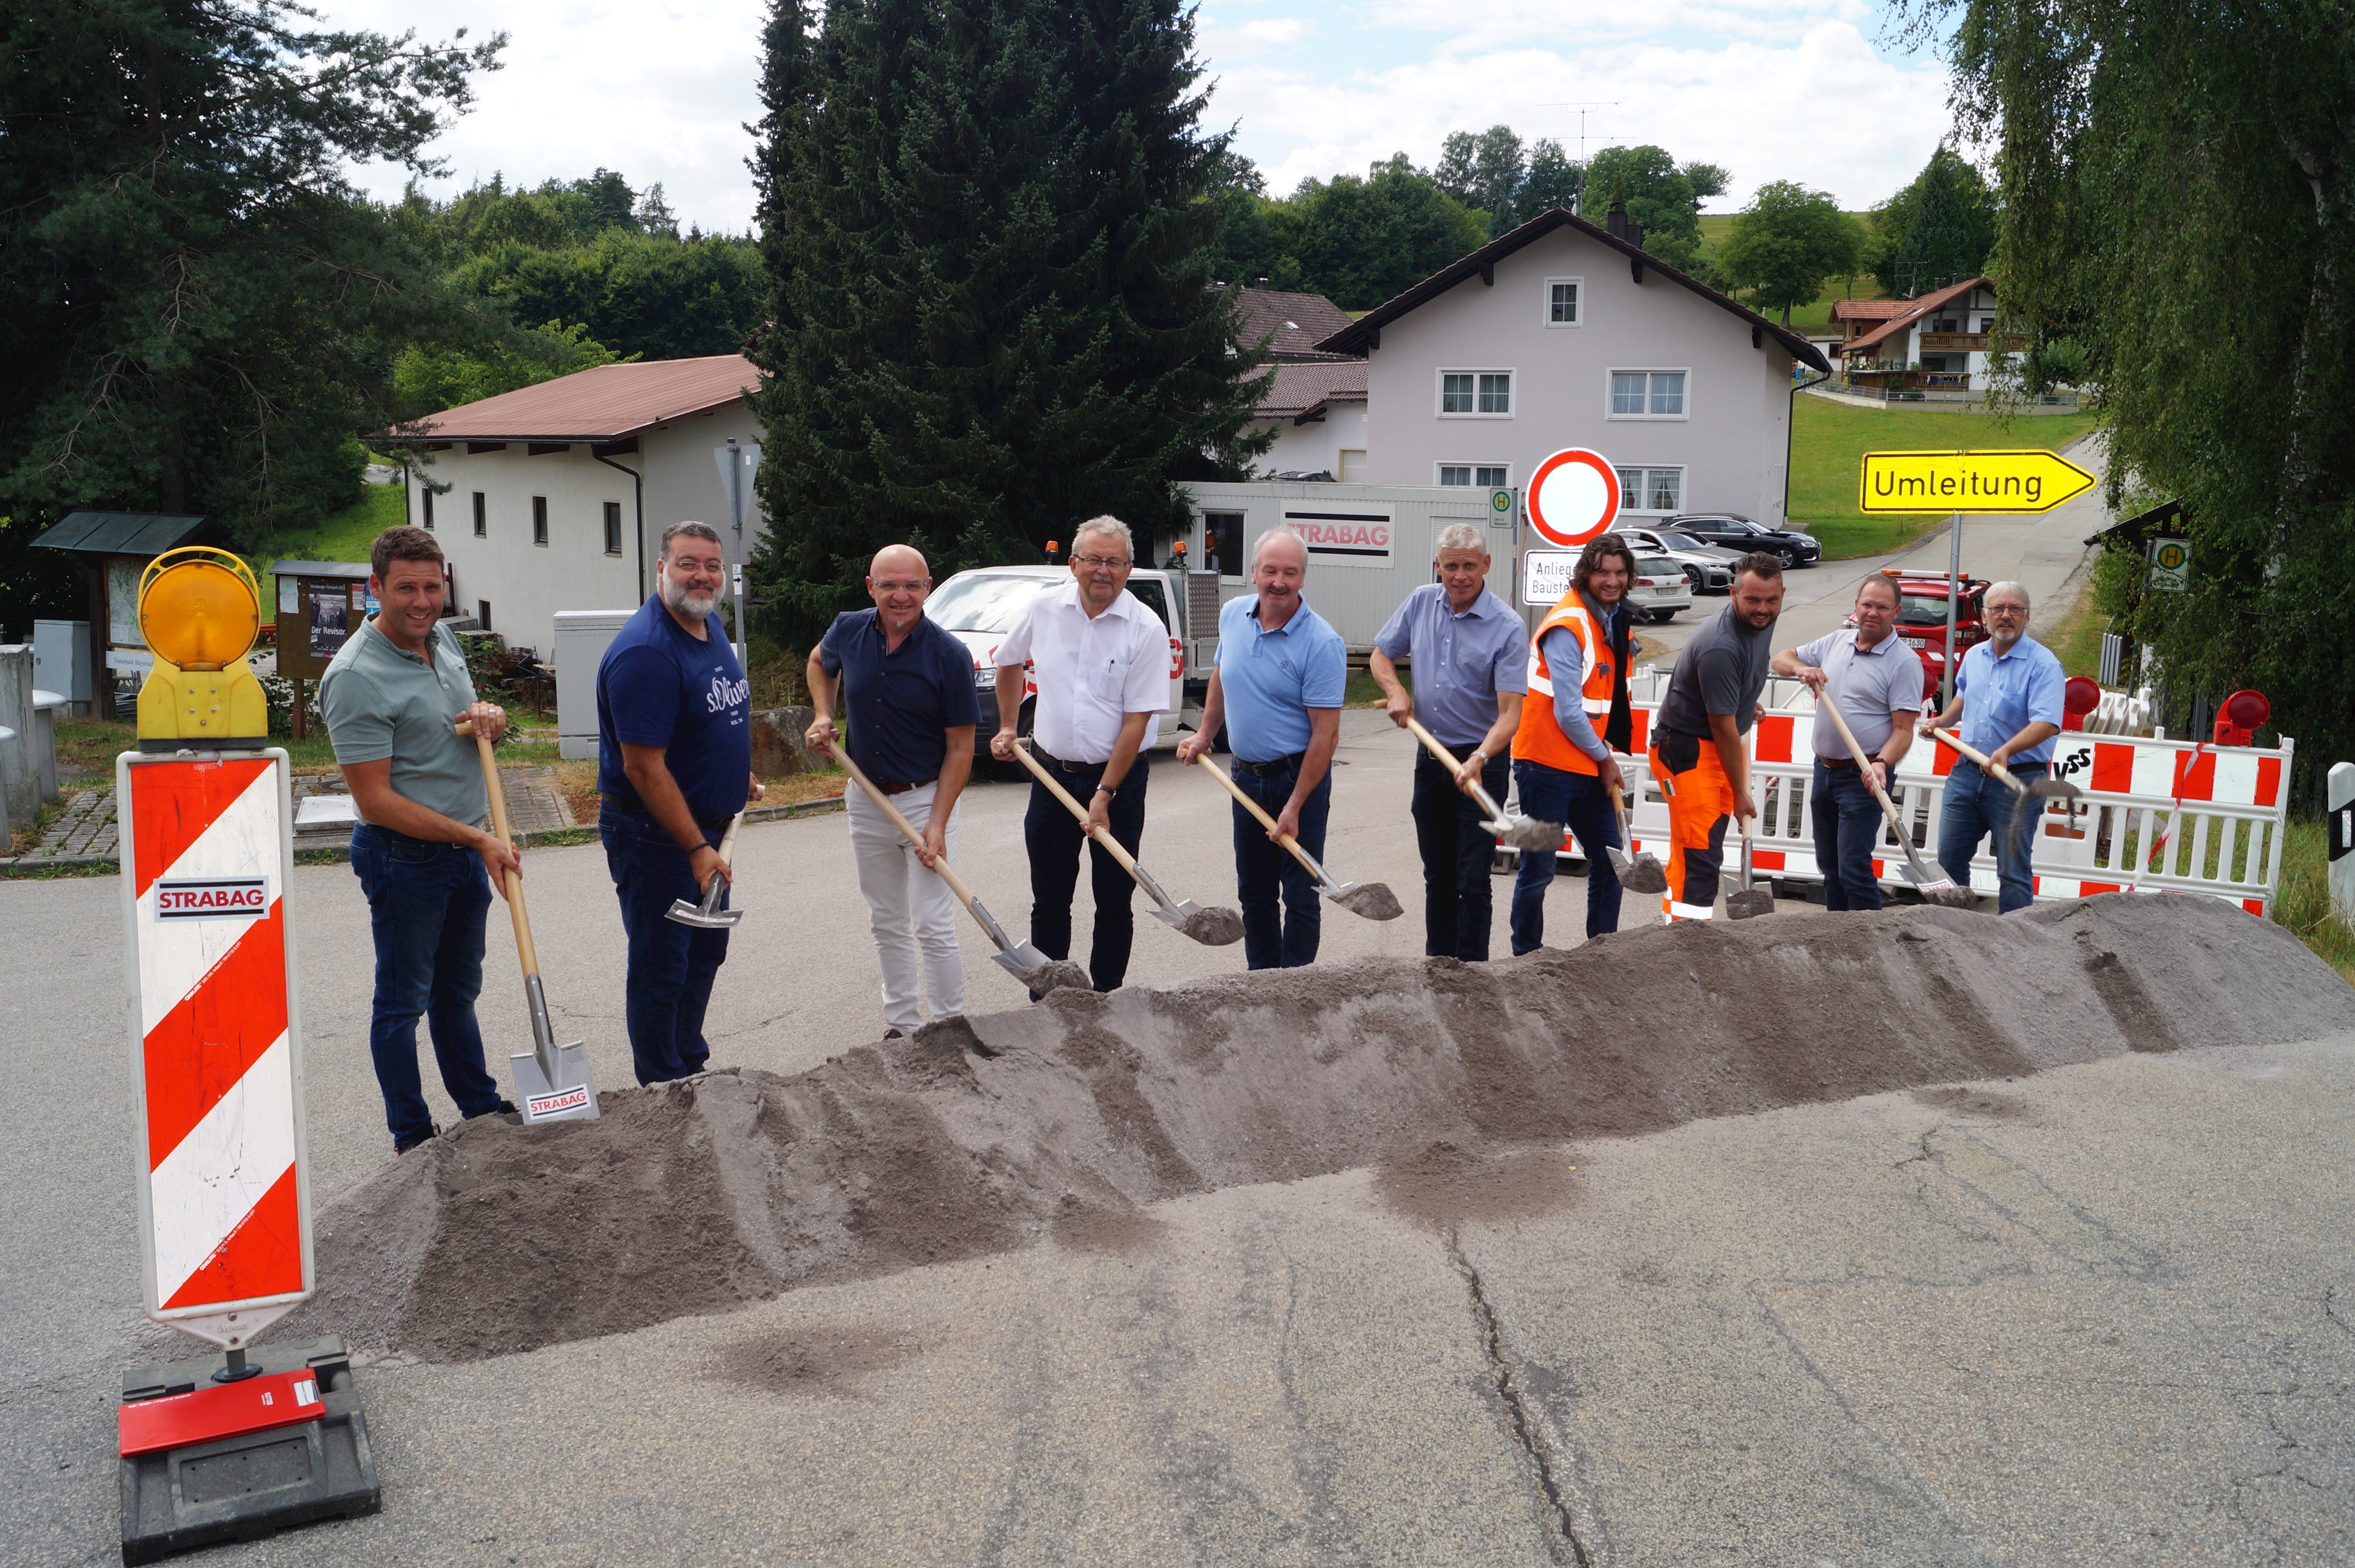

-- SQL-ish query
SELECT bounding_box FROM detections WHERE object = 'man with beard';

[596,522,760,1083]
[1647,553,1786,922]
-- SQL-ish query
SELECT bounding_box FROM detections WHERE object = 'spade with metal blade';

[665,811,746,929]
[829,745,1051,982]
[1195,757,1403,920]
[457,719,600,1124]
[1401,716,1562,854]
[1724,817,1777,919]
[1606,781,1669,895]
[1009,740,1242,945]
[1816,691,1976,907]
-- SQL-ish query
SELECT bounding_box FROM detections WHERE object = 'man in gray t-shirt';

[319,526,519,1155]
[1648,554,1785,921]
[1772,575,1927,910]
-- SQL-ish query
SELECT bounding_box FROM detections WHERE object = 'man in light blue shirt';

[1176,528,1348,968]
[1923,580,2065,911]
[1370,523,1528,960]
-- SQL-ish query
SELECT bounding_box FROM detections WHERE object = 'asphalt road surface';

[9,443,2354,1565]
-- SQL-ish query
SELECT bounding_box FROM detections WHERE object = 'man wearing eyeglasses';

[989,516,1169,993]
[1920,580,2063,911]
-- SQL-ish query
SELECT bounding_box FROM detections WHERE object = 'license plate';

[1903,637,1927,649]
[975,666,997,689]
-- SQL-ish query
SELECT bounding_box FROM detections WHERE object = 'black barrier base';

[119,1336,380,1565]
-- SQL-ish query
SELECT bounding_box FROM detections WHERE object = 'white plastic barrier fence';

[1571,671,2294,917]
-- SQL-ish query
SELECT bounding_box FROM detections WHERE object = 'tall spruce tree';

[747,0,1271,639]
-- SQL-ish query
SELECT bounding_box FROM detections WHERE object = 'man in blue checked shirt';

[1175,528,1348,969]
[1921,580,2064,912]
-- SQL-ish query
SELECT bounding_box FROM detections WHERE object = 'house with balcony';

[1838,277,2011,394]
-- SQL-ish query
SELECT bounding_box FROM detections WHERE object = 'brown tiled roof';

[1255,359,1369,420]
[1841,277,1991,358]
[1234,290,1358,361]
[1829,298,1914,322]
[386,354,760,442]
[1315,208,1832,371]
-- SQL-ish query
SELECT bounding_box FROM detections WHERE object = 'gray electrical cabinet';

[33,619,94,710]
[554,609,635,761]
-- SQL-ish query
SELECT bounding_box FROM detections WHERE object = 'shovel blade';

[1619,854,1669,895]
[1725,889,1777,920]
[665,898,745,929]
[511,1041,600,1122]
[990,937,1053,977]
[1148,898,1203,929]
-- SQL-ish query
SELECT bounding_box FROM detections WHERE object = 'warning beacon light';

[2062,676,2101,732]
[134,545,269,750]
[2213,689,2270,748]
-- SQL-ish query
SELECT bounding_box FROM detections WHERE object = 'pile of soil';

[285,895,2355,1362]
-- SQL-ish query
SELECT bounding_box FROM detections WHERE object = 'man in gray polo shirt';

[319,526,518,1154]
[1772,574,1926,910]
[1368,522,1528,959]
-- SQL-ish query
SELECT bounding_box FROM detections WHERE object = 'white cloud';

[1213,22,1952,210]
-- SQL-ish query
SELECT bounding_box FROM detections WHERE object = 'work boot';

[394,1122,440,1156]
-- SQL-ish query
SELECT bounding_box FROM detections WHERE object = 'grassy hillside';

[1787,396,2103,559]
[1697,211,1882,334]
[257,482,405,603]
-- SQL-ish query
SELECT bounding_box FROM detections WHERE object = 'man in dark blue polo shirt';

[806,543,981,1036]
[596,522,759,1084]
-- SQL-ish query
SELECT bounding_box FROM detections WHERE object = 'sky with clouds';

[327,0,1958,233]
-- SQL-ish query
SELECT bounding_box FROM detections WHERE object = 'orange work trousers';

[1648,734,1734,922]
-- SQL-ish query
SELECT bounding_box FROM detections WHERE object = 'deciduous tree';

[1716,182,1863,324]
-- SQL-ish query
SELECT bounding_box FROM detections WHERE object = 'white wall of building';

[1359,225,1798,526]
[1251,402,1368,479]
[405,399,770,654]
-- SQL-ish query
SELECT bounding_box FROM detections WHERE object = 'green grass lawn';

[1788,397,2104,559]
[256,482,406,601]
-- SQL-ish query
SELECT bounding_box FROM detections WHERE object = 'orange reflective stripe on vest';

[1512,592,1617,776]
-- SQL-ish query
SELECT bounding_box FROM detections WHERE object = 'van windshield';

[924,574,1047,634]
[1897,593,1955,626]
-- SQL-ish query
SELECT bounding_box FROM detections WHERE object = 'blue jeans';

[1937,757,2046,913]
[1025,752,1149,991]
[1510,760,1623,952]
[1811,760,1886,911]
[601,805,730,1084]
[1231,757,1330,969]
[350,823,506,1149]
[1412,748,1510,960]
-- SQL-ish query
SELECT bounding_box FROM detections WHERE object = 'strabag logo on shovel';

[154,877,269,921]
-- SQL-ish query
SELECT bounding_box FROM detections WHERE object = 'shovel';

[828,745,1054,983]
[1931,725,2081,838]
[457,719,600,1124]
[1194,756,1403,921]
[665,811,745,929]
[1724,816,1777,919]
[1817,692,1975,907]
[1009,741,1242,945]
[1401,717,1562,854]
[1606,781,1669,895]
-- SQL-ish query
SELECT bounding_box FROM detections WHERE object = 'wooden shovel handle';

[1403,716,1508,820]
[715,811,743,867]
[1815,688,1911,834]
[455,718,536,979]
[1010,741,1146,876]
[1932,726,2026,793]
[831,747,981,907]
[1194,752,1329,882]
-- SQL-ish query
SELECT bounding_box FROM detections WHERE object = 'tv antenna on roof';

[1537,102,1621,167]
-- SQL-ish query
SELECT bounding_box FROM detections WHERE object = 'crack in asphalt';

[1444,1227,1593,1567]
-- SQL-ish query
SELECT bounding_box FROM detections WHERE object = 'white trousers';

[846,780,966,1034]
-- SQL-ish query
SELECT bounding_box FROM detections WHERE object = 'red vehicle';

[1844,569,1992,690]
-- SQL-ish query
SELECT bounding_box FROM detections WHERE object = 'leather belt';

[1818,756,1858,769]
[875,779,934,796]
[1029,746,1104,773]
[1233,752,1306,778]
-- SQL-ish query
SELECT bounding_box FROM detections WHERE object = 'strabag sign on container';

[1281,507,1391,564]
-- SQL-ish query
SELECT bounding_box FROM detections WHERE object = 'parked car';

[922,564,1192,776]
[1842,569,1992,690]
[1625,555,1694,623]
[1666,513,1823,568]
[1616,526,1739,594]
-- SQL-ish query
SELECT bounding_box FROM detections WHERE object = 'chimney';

[1628,219,1644,252]
[1605,204,1629,240]
[1253,277,1269,290]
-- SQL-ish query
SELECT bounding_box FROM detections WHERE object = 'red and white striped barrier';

[1595,674,2293,918]
[117,751,312,1352]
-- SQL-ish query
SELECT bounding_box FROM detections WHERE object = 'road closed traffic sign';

[1857,448,2097,513]
[1525,448,1620,548]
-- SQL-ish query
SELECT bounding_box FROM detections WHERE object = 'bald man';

[807,546,981,1036]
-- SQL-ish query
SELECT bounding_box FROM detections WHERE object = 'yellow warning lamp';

[135,546,270,749]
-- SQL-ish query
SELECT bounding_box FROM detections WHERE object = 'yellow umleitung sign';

[1858,448,2097,514]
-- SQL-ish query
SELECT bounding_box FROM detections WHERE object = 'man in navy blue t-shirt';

[596,522,760,1083]
[806,543,980,1036]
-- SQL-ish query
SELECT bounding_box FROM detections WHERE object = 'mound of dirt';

[283,894,2355,1362]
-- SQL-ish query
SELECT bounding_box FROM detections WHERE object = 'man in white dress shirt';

[989,516,1171,992]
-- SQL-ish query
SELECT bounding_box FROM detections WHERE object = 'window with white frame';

[1615,466,1685,513]
[1609,370,1688,418]
[1438,464,1511,487]
[1545,278,1581,326]
[1440,370,1513,416]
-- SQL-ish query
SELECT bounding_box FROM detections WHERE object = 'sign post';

[713,440,763,668]
[1858,447,2099,704]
